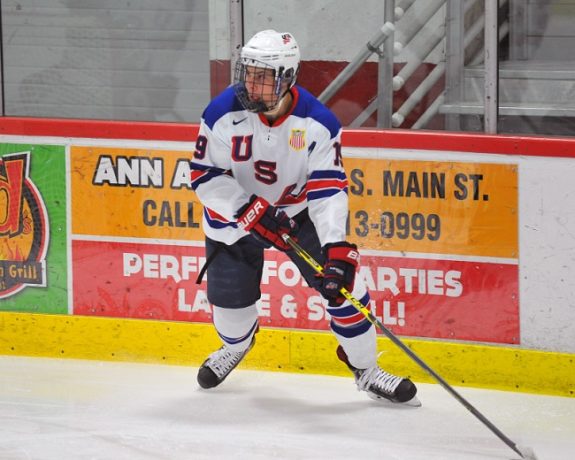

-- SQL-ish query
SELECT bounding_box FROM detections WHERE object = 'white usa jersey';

[191,85,349,246]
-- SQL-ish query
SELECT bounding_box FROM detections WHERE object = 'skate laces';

[356,366,403,395]
[206,346,244,379]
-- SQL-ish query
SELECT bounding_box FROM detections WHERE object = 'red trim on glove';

[326,245,360,267]
[235,196,295,251]
[237,197,270,231]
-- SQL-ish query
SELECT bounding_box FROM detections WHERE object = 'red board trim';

[1,117,574,158]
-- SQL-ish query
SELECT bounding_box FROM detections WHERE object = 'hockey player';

[191,29,418,405]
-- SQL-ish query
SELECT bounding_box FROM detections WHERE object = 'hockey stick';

[282,234,538,460]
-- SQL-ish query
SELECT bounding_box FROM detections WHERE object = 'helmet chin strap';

[263,88,292,120]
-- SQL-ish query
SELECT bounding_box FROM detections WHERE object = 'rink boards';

[0,119,574,397]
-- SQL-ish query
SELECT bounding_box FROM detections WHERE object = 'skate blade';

[401,395,422,407]
[367,393,422,407]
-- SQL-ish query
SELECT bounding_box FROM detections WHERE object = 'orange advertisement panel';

[70,146,203,240]
[345,158,518,258]
[71,147,518,260]
[72,240,518,344]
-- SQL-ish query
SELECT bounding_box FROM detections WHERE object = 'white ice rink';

[0,356,573,460]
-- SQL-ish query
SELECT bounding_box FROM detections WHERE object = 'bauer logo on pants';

[0,152,49,298]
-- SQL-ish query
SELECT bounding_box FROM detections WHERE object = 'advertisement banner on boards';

[72,240,518,343]
[0,144,67,313]
[71,146,203,240]
[70,146,518,344]
[346,158,518,257]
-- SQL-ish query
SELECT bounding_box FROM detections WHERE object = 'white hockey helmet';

[234,29,301,112]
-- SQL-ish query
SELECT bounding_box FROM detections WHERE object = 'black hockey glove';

[319,242,360,306]
[236,195,298,251]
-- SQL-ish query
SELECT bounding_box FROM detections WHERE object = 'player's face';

[244,66,278,107]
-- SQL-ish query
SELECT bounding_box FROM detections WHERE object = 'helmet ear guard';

[278,65,298,88]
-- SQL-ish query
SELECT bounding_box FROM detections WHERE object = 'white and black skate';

[197,338,255,389]
[337,345,420,406]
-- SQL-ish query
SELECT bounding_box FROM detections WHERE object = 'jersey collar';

[258,87,300,127]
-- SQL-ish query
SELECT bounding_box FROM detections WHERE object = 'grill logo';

[0,152,49,298]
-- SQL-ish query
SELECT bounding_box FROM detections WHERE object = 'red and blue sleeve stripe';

[190,162,228,191]
[204,207,238,229]
[307,170,348,200]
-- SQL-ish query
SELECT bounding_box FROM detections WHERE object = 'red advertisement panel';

[72,240,518,344]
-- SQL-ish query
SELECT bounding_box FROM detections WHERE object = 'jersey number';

[194,135,208,159]
[334,141,343,167]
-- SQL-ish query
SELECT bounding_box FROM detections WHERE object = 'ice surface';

[0,356,573,460]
